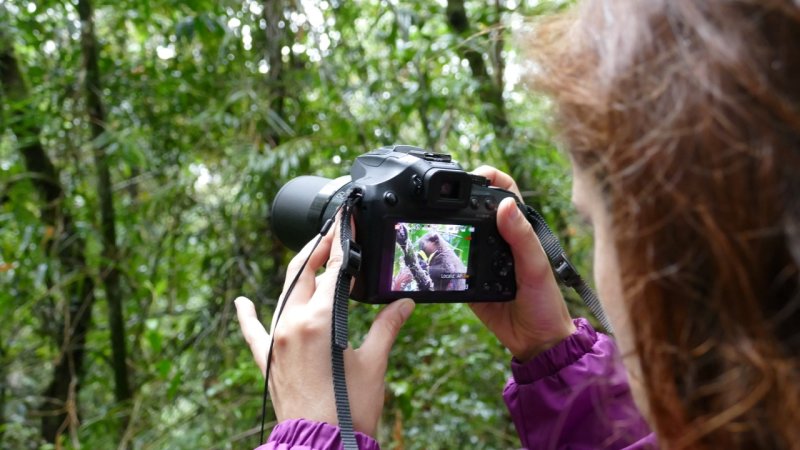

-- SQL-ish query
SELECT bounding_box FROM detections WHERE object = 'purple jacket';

[257,318,656,449]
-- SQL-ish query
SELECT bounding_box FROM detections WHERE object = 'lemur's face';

[418,232,441,257]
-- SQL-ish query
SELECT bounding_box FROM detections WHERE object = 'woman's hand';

[469,166,575,362]
[235,215,415,437]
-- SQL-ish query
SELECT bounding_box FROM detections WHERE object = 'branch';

[78,0,133,414]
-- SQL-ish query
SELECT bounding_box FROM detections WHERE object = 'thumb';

[496,198,553,286]
[359,298,415,359]
[234,296,270,375]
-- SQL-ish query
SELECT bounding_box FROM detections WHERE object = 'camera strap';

[519,204,614,333]
[258,195,351,446]
[260,228,331,443]
[332,189,363,450]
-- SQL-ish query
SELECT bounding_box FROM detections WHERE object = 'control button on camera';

[384,191,398,205]
[494,282,505,293]
[470,197,479,209]
[482,282,492,292]
[492,251,513,278]
[498,265,512,278]
[411,174,423,196]
[484,198,496,210]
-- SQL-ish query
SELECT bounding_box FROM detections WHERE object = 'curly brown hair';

[526,1,800,448]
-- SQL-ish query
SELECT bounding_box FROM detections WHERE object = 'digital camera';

[271,145,517,303]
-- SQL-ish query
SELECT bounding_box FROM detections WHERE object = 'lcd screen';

[391,222,474,292]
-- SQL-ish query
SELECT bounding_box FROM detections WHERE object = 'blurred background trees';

[0,0,591,448]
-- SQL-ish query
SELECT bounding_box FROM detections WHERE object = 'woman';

[235,0,800,448]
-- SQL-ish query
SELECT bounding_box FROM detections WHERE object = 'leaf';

[147,329,163,354]
[167,371,183,401]
[156,359,171,378]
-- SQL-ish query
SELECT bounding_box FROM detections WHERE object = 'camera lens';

[271,175,350,251]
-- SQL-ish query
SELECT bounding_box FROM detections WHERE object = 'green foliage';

[0,0,589,448]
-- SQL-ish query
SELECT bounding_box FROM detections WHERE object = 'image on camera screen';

[391,222,474,292]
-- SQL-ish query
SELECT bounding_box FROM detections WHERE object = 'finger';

[496,198,553,288]
[273,232,334,333]
[234,296,271,376]
[279,217,341,320]
[358,298,415,360]
[310,213,356,307]
[315,273,324,288]
[282,227,336,295]
[471,166,522,198]
[467,301,493,320]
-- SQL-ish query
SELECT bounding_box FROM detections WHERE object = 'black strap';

[259,212,339,444]
[259,190,360,449]
[332,190,363,450]
[519,204,614,333]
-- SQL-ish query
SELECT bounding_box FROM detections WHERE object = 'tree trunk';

[0,344,6,443]
[77,0,132,412]
[262,0,293,301]
[1,33,96,444]
[263,0,287,148]
[445,0,511,144]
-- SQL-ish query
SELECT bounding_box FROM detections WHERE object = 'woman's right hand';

[469,166,576,362]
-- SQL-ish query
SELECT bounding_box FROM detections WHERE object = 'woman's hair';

[527,0,800,448]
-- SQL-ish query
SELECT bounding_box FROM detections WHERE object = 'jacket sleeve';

[503,318,656,449]
[255,419,381,450]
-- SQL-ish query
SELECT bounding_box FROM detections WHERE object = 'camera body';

[271,145,517,303]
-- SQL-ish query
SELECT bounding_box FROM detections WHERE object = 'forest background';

[0,0,597,448]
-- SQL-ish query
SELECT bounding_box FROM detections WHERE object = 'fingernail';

[398,299,415,320]
[234,296,246,309]
[506,199,520,220]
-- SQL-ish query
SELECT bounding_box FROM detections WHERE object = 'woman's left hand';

[235,215,415,438]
